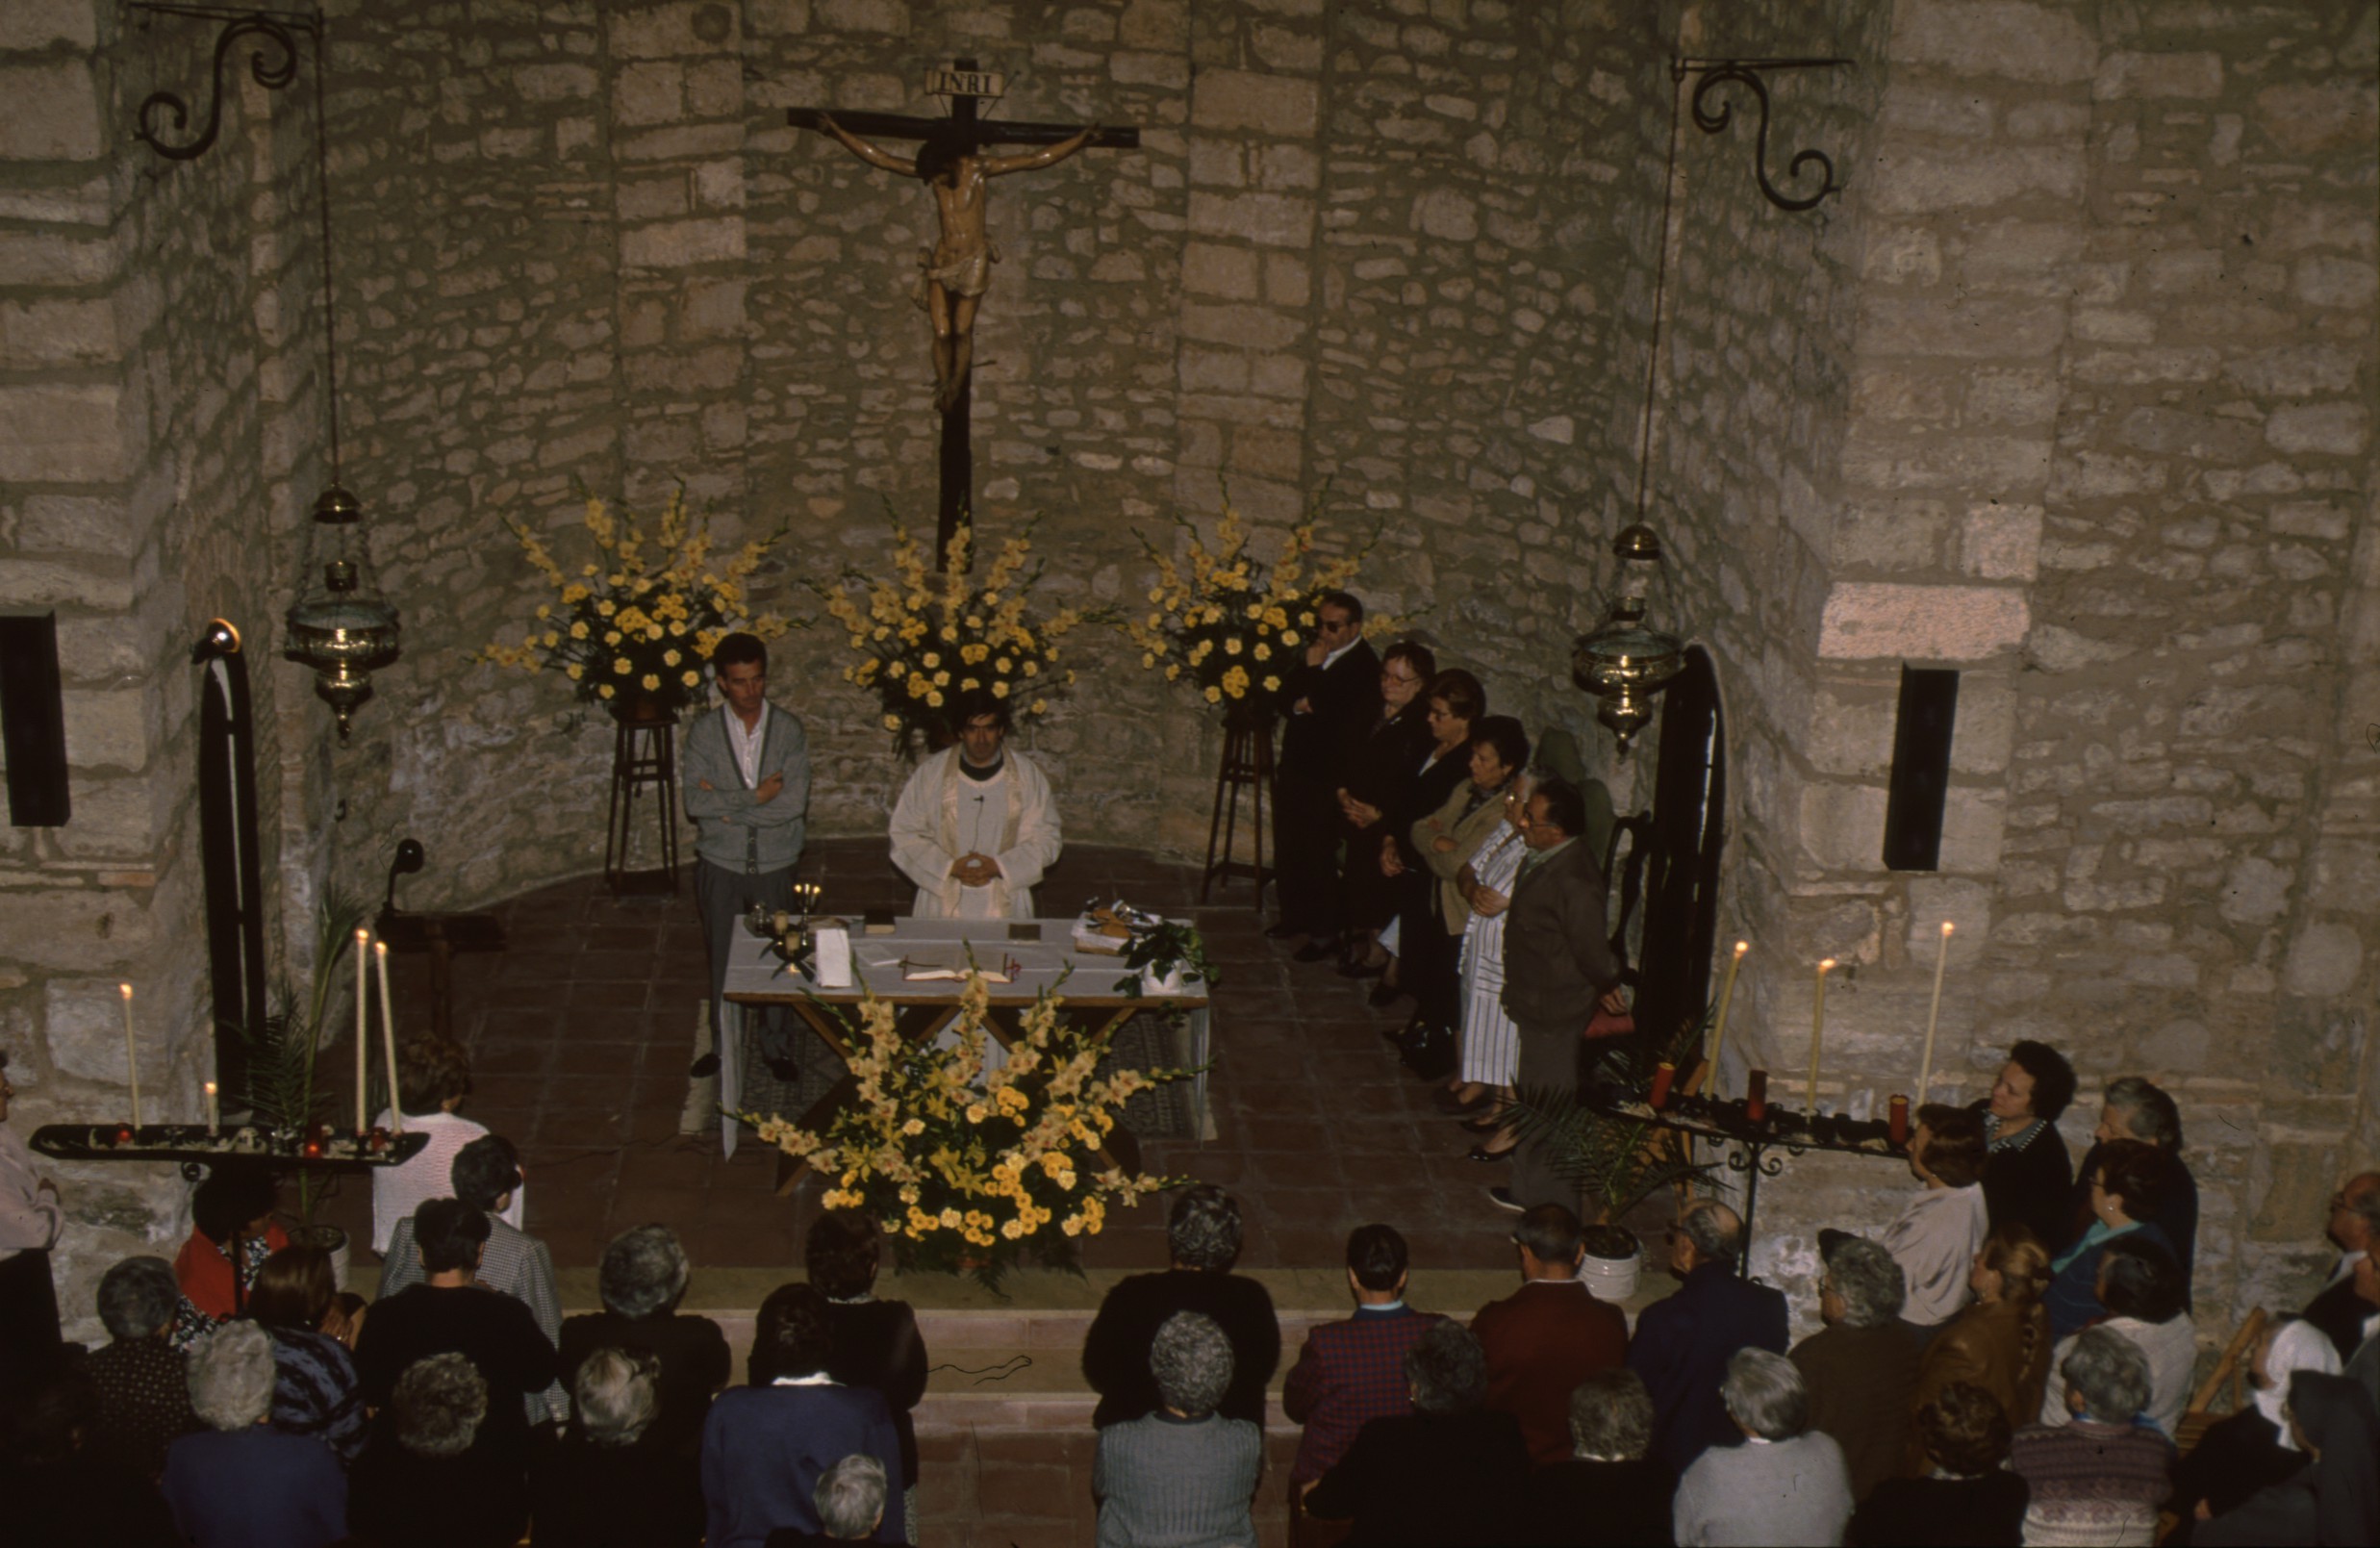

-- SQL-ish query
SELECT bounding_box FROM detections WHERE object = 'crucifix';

[791,63,1138,563]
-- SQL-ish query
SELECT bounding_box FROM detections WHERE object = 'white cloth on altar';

[889,748,1061,920]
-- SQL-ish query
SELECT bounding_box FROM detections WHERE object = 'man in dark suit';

[2305,1170,2380,1359]
[1471,1204,1628,1466]
[1271,590,1380,953]
[1495,778,1626,1213]
[1626,1200,1788,1475]
[1284,1224,1444,1493]
[1082,1185,1280,1429]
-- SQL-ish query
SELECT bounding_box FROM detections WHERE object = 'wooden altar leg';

[1202,713,1275,906]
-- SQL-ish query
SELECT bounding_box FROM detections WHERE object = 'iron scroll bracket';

[129,4,321,163]
[1672,56,1852,213]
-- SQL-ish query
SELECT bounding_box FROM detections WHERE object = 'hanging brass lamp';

[1572,522,1685,753]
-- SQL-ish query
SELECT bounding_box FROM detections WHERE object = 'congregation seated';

[2192,1369,2380,1546]
[2038,1233,2193,1435]
[1846,1382,2028,1548]
[766,1454,893,1546]
[1473,1203,1627,1466]
[557,1223,732,1459]
[382,1131,565,1424]
[1910,1223,2053,1459]
[247,1242,369,1462]
[808,1210,928,1526]
[1083,1184,1279,1429]
[84,1255,197,1480]
[1304,1319,1529,1545]
[701,1282,905,1547]
[161,1320,347,1548]
[1791,1234,1921,1504]
[1283,1223,1445,1492]
[2167,1314,2337,1530]
[531,1346,703,1548]
[1626,1200,1789,1473]
[2,1356,180,1546]
[2008,1326,2172,1545]
[1517,1368,1676,1548]
[1879,1104,1989,1330]
[2067,1077,2198,1299]
[353,1198,558,1482]
[372,1034,521,1256]
[170,1163,286,1348]
[1092,1310,1263,1548]
[1970,1039,2076,1251]
[2044,1138,2177,1340]
[347,1352,528,1548]
[1671,1348,1854,1548]
[2303,1170,2379,1360]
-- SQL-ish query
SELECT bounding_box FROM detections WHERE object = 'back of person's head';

[805,1210,882,1301]
[95,1256,179,1341]
[1679,1200,1742,1270]
[188,1320,278,1432]
[1167,1184,1242,1272]
[190,1163,277,1246]
[397,1035,473,1113]
[1426,669,1485,724]
[392,1352,489,1458]
[1345,1223,1408,1292]
[2063,1325,2153,1423]
[600,1223,691,1319]
[2094,1138,2173,1218]
[1471,715,1530,774]
[450,1133,521,1213]
[246,1244,337,1331]
[2103,1076,2183,1151]
[573,1346,660,1448]
[814,1453,889,1541]
[1405,1321,1488,1417]
[751,1282,836,1383]
[1916,1104,1988,1188]
[1531,778,1588,839]
[1513,1204,1584,1269]
[2007,1039,2078,1123]
[2097,1234,2186,1324]
[1150,1311,1234,1421]
[1917,1382,2013,1478]
[1721,1348,1809,1441]
[414,1197,492,1275]
[1567,1368,1655,1461]
[1979,1222,2052,1304]
[1822,1236,1907,1329]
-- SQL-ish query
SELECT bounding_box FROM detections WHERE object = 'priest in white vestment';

[890,690,1062,918]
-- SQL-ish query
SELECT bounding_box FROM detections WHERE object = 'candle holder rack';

[32,1123,429,1181]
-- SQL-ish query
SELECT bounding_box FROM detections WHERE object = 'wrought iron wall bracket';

[129,4,320,163]
[1673,56,1851,212]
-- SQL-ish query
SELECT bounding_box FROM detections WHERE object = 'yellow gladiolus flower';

[565,663,584,680]
[614,659,631,674]
[940,1208,962,1229]
[901,1118,924,1136]
[1203,686,1222,704]
[965,1104,987,1124]
[681,670,700,687]
[642,673,660,691]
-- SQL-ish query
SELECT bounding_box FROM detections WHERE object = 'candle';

[1707,940,1748,1092]
[1888,1093,1910,1146]
[376,941,402,1135]
[1745,1068,1768,1122]
[119,983,142,1129]
[204,1080,219,1133]
[1809,959,1836,1109]
[1649,1060,1677,1109]
[1918,921,1953,1104]
[354,927,370,1134]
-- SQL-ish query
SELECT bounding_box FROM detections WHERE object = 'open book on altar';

[892,943,1014,984]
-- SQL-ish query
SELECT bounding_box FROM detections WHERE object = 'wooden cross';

[791,62,1139,563]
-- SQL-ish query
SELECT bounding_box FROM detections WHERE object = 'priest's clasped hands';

[947,851,1003,888]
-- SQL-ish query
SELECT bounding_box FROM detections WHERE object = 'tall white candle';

[1809,959,1836,1108]
[354,927,370,1133]
[1707,941,1749,1092]
[1918,921,1953,1104]
[119,982,141,1128]
[203,1080,219,1133]
[375,941,402,1134]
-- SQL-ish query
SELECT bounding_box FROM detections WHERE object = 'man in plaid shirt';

[1284,1225,1446,1499]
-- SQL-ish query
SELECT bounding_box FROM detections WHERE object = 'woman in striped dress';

[1455,774,1534,1161]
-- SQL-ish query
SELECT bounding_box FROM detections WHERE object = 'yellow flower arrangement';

[480,485,791,714]
[814,523,1100,751]
[1121,502,1383,711]
[736,975,1189,1288]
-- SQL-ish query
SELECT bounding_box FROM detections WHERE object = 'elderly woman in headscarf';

[2169,1315,2342,1533]
[2195,1370,2380,1547]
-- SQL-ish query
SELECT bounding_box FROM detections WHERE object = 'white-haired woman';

[1093,1311,1262,1548]
[1672,1348,1855,1546]
[159,1320,347,1548]
[533,1346,702,1547]
[2010,1326,2174,1545]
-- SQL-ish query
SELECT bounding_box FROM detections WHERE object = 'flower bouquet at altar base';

[1118,501,1388,711]
[478,484,792,716]
[734,976,1192,1289]
[814,522,1103,751]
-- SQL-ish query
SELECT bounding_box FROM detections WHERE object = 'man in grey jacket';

[684,633,810,1082]
[1495,778,1626,1214]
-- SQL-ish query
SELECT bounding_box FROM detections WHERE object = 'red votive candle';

[1745,1069,1768,1122]
[1888,1094,1911,1145]
[1649,1061,1677,1109]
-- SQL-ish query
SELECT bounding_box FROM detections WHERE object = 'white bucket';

[1577,1242,1640,1302]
